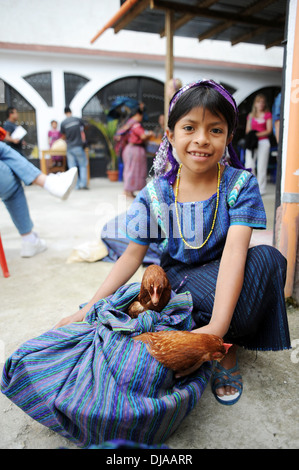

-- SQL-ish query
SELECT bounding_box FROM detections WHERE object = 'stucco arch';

[70,73,164,115]
[0,75,51,154]
[234,82,282,106]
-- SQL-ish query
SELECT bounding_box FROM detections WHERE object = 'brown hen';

[133,330,232,376]
[127,265,171,318]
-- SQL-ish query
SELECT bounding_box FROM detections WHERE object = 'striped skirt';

[1,283,211,448]
[122,144,147,192]
[162,245,291,351]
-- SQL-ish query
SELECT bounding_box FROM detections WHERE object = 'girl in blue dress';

[56,80,290,405]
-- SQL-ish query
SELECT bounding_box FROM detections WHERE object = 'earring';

[172,147,181,163]
[220,146,230,165]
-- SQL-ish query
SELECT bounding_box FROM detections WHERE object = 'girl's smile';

[188,151,212,162]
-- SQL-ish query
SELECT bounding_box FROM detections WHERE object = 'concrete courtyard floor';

[0,177,298,449]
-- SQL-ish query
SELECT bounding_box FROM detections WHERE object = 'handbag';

[245,130,258,150]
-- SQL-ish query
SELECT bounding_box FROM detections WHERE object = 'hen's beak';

[223,343,233,354]
[151,287,160,306]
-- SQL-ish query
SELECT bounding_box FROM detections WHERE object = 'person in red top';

[121,104,154,198]
[245,94,272,195]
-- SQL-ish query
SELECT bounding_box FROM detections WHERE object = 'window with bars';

[82,76,164,158]
[24,72,53,106]
[64,73,89,107]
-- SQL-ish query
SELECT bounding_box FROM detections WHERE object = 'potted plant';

[89,118,119,181]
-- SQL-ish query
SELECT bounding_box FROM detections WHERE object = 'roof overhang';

[91,0,286,49]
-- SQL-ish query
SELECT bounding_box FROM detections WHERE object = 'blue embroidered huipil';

[125,166,266,266]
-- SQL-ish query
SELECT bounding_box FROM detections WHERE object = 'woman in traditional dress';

[120,104,153,198]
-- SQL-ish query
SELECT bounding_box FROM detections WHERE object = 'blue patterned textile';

[101,167,265,267]
[1,284,211,448]
[162,245,290,351]
[125,166,266,266]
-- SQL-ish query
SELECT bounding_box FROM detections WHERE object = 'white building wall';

[0,47,283,153]
[0,0,284,155]
[0,0,284,67]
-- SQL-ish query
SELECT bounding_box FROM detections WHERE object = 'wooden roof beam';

[198,0,279,42]
[231,26,269,46]
[91,0,141,43]
[198,21,234,41]
[113,0,151,34]
[159,0,218,38]
[265,37,284,49]
[237,0,279,17]
[231,15,285,46]
[151,0,283,29]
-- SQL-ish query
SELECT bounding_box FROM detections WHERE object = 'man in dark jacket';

[3,107,25,156]
[60,107,88,189]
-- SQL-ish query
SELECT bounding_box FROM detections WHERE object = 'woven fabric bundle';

[1,283,211,448]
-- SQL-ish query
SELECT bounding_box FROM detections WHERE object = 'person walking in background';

[48,120,63,167]
[245,94,272,195]
[118,103,153,198]
[3,107,25,156]
[0,128,78,257]
[272,92,281,145]
[60,107,88,190]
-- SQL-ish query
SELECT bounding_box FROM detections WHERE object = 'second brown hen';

[133,330,232,376]
[127,265,171,318]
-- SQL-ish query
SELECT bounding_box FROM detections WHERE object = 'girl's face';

[167,106,232,177]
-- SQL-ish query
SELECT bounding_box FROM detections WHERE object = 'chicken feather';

[133,330,232,373]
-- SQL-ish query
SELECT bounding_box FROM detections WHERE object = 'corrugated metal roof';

[113,0,287,48]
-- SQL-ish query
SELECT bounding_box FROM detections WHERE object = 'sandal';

[211,360,243,406]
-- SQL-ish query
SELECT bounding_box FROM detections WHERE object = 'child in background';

[55,80,290,406]
[48,120,63,167]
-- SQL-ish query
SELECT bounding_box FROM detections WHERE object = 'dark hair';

[161,83,245,180]
[6,107,17,118]
[128,105,144,119]
[64,106,71,114]
[168,86,237,137]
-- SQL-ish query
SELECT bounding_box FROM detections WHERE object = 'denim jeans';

[66,146,87,189]
[0,166,32,235]
[0,141,41,185]
[0,141,42,234]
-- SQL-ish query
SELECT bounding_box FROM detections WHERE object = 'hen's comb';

[223,343,233,354]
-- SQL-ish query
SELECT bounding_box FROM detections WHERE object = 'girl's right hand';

[54,241,148,330]
[54,310,86,329]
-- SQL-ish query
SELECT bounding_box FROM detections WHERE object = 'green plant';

[89,118,119,170]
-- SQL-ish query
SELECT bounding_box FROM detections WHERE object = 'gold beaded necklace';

[174,162,221,250]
